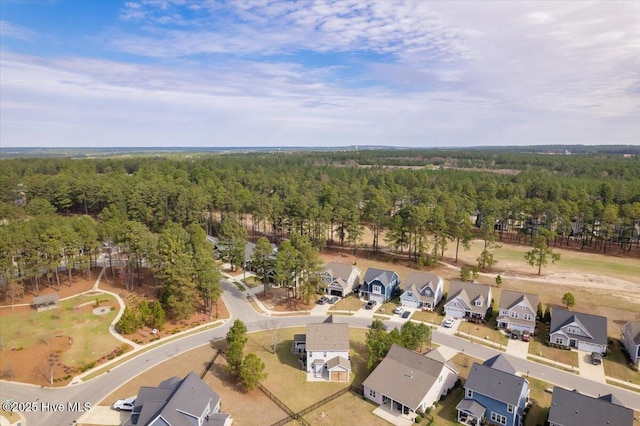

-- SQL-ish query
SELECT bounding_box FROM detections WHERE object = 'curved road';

[1,280,638,426]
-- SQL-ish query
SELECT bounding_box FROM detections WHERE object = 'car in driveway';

[443,318,455,328]
[113,397,135,411]
[521,330,531,342]
[401,311,411,319]
[364,300,377,310]
[328,296,339,304]
[591,351,602,365]
[393,306,404,314]
[317,296,329,305]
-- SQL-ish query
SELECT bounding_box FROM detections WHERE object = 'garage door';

[331,371,348,382]
[401,298,419,309]
[330,289,343,296]
[370,294,385,304]
[446,307,465,319]
[578,341,604,353]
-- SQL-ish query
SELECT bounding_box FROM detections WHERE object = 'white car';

[443,318,455,328]
[113,397,136,411]
[393,306,404,314]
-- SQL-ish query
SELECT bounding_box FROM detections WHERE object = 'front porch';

[456,399,486,426]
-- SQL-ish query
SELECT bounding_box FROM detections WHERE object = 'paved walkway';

[506,339,530,359]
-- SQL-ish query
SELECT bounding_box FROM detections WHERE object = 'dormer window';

[474,300,482,307]
[501,309,507,315]
[567,327,580,335]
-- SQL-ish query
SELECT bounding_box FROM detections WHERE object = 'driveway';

[578,351,606,383]
[77,406,130,425]
[438,317,460,335]
[506,339,530,359]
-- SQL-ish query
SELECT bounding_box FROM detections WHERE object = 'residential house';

[363,345,458,418]
[456,355,529,426]
[360,268,400,304]
[296,317,351,382]
[549,308,607,353]
[547,387,633,426]
[444,281,492,322]
[399,272,444,311]
[496,290,539,334]
[621,321,640,367]
[321,262,361,297]
[126,371,232,426]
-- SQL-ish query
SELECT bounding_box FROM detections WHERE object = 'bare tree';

[5,281,24,309]
[262,319,281,354]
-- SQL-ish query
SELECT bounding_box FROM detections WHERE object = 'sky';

[1,1,639,148]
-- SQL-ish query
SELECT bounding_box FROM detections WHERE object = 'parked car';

[393,306,404,314]
[329,296,339,304]
[401,311,411,319]
[317,296,329,305]
[591,351,602,365]
[511,330,522,340]
[113,397,136,411]
[364,300,377,310]
[443,318,455,328]
[521,330,531,342]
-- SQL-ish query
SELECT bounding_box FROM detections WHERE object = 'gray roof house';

[548,387,633,426]
[321,261,361,297]
[444,281,493,321]
[621,321,640,367]
[496,290,539,334]
[360,268,400,304]
[549,308,607,353]
[456,355,529,426]
[126,371,232,426]
[304,319,351,382]
[363,345,458,420]
[399,272,444,311]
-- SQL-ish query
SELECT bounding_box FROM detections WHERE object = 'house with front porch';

[363,345,458,419]
[321,262,361,297]
[549,308,607,353]
[444,281,492,322]
[456,355,529,426]
[360,268,400,304]
[299,318,351,382]
[399,272,444,311]
[547,387,633,426]
[621,321,640,367]
[496,290,538,334]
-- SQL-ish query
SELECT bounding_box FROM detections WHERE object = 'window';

[324,352,327,357]
[491,412,507,425]
[500,309,508,316]
[438,375,443,383]
[510,312,519,318]
[554,337,564,344]
[466,389,473,398]
[369,389,376,398]
[373,285,382,294]
[474,300,482,307]
[524,314,532,321]
[507,404,513,413]
[567,327,580,335]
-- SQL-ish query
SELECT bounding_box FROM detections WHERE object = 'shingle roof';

[403,272,442,302]
[550,308,607,346]
[324,262,357,281]
[363,268,397,287]
[362,345,456,411]
[624,321,640,345]
[465,359,526,407]
[446,281,492,315]
[305,323,350,352]
[498,290,538,312]
[483,354,517,375]
[548,387,633,426]
[326,355,351,371]
[456,399,486,418]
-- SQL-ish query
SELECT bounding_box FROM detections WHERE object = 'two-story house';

[444,281,493,322]
[321,261,361,297]
[549,307,607,353]
[126,371,232,426]
[496,290,539,334]
[363,345,458,419]
[360,268,400,304]
[456,355,529,426]
[299,318,351,382]
[399,272,444,311]
[547,387,633,426]
[621,321,640,367]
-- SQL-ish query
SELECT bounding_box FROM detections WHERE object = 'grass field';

[604,339,640,385]
[330,294,366,312]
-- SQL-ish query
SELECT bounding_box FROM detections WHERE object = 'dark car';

[401,311,411,319]
[329,296,339,304]
[511,330,521,340]
[591,352,602,365]
[364,300,377,310]
[317,296,329,305]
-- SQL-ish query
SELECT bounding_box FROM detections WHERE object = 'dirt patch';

[256,287,315,312]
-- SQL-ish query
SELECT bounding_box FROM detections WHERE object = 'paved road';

[1,280,638,426]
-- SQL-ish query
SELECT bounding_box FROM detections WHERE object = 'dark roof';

[483,354,517,375]
[362,345,456,411]
[550,308,608,345]
[127,372,228,426]
[498,290,538,312]
[32,294,59,305]
[456,399,486,417]
[363,268,398,287]
[624,321,640,345]
[465,359,526,407]
[548,387,633,426]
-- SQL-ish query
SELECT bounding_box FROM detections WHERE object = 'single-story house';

[549,308,607,353]
[399,272,444,311]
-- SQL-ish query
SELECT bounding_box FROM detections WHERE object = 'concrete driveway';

[578,351,606,383]
[438,317,460,335]
[76,405,131,425]
[506,339,530,359]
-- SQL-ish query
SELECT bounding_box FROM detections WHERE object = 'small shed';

[32,294,60,312]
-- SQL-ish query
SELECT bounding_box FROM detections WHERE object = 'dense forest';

[1,149,639,317]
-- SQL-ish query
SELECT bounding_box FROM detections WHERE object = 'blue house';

[456,355,529,426]
[360,268,400,304]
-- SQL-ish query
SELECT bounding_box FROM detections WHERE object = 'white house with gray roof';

[496,290,539,334]
[321,261,361,297]
[126,371,232,426]
[621,321,640,367]
[444,281,492,322]
[548,387,633,426]
[549,308,607,353]
[303,319,351,382]
[399,272,444,311]
[363,345,458,419]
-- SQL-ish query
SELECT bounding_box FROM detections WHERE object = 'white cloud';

[0,20,37,42]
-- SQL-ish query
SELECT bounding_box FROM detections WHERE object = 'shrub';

[415,415,423,423]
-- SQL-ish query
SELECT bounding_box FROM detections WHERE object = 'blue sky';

[1,1,639,148]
